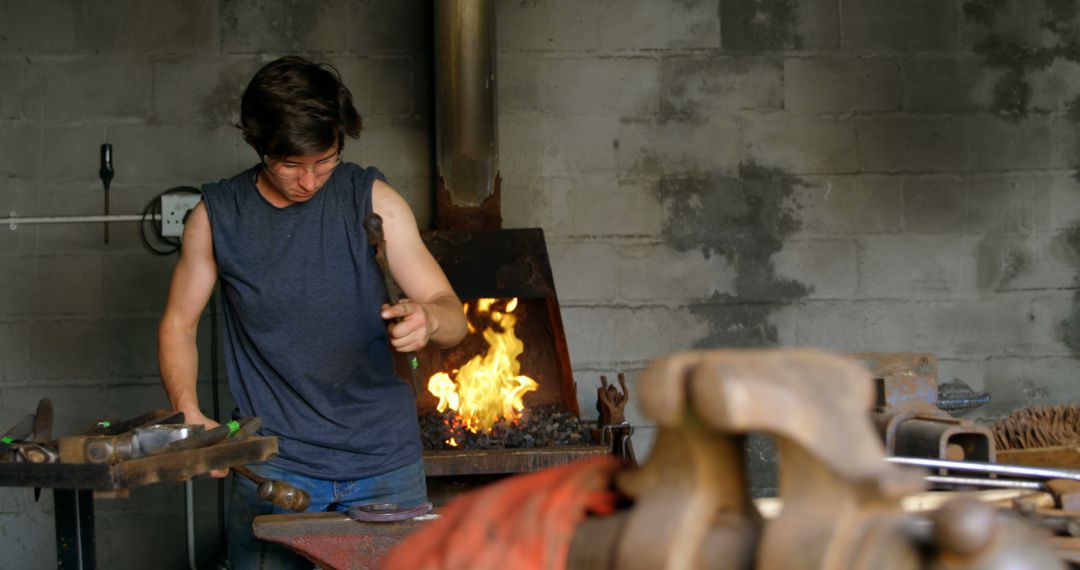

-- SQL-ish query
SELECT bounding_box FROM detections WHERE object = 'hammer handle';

[233,465,311,512]
[364,214,422,394]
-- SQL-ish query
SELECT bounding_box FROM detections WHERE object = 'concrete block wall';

[0,1,431,568]
[498,0,1080,493]
[2,0,1080,566]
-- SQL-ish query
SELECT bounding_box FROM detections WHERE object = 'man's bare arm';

[372,180,467,351]
[158,202,219,426]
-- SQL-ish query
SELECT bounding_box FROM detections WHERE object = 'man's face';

[260,145,342,205]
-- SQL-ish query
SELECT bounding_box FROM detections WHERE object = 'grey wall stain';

[720,0,800,52]
[976,237,1031,290]
[969,2,1080,118]
[963,0,1008,25]
[660,161,809,494]
[660,161,809,345]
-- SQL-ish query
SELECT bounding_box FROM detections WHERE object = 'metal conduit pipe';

[1,213,160,229]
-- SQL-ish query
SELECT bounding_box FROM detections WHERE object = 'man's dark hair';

[240,56,362,158]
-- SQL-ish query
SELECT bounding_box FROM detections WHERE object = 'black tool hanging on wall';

[99,143,114,244]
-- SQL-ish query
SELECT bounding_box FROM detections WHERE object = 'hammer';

[233,465,311,512]
[364,213,421,396]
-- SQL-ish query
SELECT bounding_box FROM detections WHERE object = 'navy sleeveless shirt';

[200,162,421,480]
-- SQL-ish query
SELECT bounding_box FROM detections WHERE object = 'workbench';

[0,435,277,569]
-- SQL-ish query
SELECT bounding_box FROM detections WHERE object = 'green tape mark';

[1,437,11,444]
[97,421,111,428]
[409,356,419,370]
[227,420,240,433]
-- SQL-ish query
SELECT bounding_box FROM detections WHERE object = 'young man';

[158,56,467,568]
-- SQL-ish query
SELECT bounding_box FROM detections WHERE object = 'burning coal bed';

[420,404,592,450]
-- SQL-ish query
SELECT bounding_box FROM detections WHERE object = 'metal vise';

[567,349,1062,569]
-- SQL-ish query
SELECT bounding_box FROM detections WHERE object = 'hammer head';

[363,213,385,245]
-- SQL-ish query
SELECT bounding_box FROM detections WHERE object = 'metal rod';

[889,456,1080,482]
[3,213,159,228]
[924,475,1044,490]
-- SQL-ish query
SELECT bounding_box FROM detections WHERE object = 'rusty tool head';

[257,479,311,512]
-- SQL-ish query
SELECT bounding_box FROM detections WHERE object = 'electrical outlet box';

[160,193,203,238]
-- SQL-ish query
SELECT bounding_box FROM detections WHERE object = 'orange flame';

[427,298,539,433]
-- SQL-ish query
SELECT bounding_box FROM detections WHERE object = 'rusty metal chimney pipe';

[434,0,501,230]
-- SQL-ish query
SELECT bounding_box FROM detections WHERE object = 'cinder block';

[903,175,969,234]
[33,255,105,316]
[548,240,619,302]
[220,0,351,54]
[107,318,174,379]
[784,56,903,112]
[561,305,618,367]
[0,257,44,317]
[105,124,240,186]
[843,0,960,53]
[77,0,218,55]
[0,0,82,56]
[960,0,1047,51]
[616,243,738,302]
[610,305,711,363]
[22,57,153,124]
[902,56,985,112]
[1042,172,1080,231]
[0,124,41,180]
[360,116,430,182]
[796,0,841,50]
[569,176,664,237]
[782,299,918,352]
[967,173,1046,234]
[661,56,782,118]
[0,323,30,382]
[347,0,430,53]
[772,239,858,299]
[500,175,574,237]
[1028,292,1080,354]
[502,54,660,116]
[28,319,113,380]
[690,299,800,347]
[1020,59,1080,113]
[982,357,1080,415]
[500,113,622,178]
[740,115,859,174]
[994,231,1080,291]
[786,173,902,236]
[0,61,28,120]
[968,116,1079,172]
[857,116,968,173]
[497,0,720,52]
[331,56,416,117]
[153,57,259,126]
[859,235,979,299]
[614,116,741,179]
[41,125,110,184]
[102,254,174,314]
[909,298,1042,355]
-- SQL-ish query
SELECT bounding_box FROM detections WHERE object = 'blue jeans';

[228,459,428,570]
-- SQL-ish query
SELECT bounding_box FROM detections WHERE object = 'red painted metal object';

[252,512,432,570]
